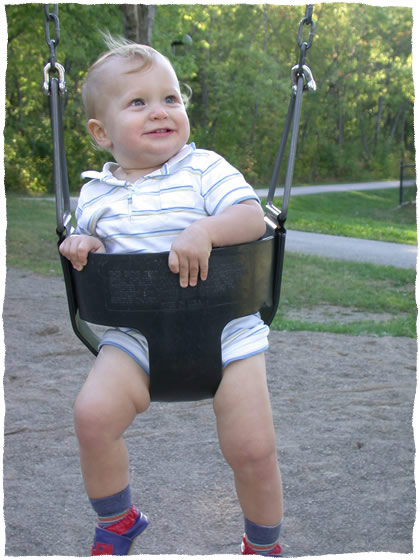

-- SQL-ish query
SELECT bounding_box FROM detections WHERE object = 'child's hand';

[168,223,212,288]
[59,234,105,271]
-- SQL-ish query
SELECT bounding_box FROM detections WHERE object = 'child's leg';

[74,346,151,554]
[74,345,150,499]
[213,353,283,550]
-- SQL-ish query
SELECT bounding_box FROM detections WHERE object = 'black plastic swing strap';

[265,4,316,228]
[43,4,72,241]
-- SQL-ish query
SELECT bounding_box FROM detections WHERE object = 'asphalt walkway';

[255,179,402,198]
[285,229,416,269]
[255,181,417,270]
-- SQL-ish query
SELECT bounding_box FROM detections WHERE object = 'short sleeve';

[200,154,260,216]
[74,180,107,237]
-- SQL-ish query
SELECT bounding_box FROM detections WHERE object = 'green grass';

[274,252,416,338]
[5,191,417,337]
[272,186,417,244]
[6,196,64,275]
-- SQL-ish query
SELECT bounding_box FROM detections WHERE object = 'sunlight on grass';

[271,187,417,244]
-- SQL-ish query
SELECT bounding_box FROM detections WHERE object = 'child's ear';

[87,119,112,148]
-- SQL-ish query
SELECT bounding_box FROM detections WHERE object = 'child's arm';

[168,199,266,288]
[59,234,105,271]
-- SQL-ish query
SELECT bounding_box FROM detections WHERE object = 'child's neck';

[113,165,160,184]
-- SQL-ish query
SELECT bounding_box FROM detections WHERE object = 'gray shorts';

[99,313,269,374]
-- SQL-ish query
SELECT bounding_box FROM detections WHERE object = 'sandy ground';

[3,267,416,557]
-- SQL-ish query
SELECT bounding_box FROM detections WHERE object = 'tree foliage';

[5,3,414,194]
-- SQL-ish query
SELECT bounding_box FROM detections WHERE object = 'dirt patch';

[3,267,416,556]
[285,304,403,324]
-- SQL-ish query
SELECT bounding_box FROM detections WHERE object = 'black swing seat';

[61,220,285,402]
[45,3,315,402]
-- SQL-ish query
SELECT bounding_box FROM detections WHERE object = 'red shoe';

[241,534,282,556]
[91,510,149,555]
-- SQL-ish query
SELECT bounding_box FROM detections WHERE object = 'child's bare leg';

[213,353,283,526]
[73,345,150,499]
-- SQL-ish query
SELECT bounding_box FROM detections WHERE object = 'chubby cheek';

[181,115,191,143]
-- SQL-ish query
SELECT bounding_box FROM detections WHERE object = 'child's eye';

[131,98,145,107]
[165,95,178,104]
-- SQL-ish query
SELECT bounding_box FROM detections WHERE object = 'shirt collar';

[157,142,196,176]
[81,142,196,185]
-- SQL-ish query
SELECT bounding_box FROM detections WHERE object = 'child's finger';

[177,255,190,288]
[188,259,200,287]
[168,250,180,274]
[199,255,209,282]
[76,244,89,266]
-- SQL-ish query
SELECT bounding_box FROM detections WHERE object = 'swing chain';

[292,5,316,94]
[266,3,317,222]
[43,4,66,95]
[296,4,315,76]
[297,4,315,51]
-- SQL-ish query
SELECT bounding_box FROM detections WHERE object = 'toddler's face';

[89,55,190,175]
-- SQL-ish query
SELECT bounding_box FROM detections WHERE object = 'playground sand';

[3,267,416,557]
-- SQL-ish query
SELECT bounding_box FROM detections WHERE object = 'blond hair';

[81,33,171,120]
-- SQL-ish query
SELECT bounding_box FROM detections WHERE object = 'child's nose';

[150,104,168,119]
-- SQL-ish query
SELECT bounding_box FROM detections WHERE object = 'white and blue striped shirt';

[75,143,260,253]
[76,143,270,366]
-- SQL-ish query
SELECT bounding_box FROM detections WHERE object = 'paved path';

[286,229,417,269]
[255,179,402,198]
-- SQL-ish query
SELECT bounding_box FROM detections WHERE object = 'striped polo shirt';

[75,143,260,253]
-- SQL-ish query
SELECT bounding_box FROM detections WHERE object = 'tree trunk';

[389,99,409,141]
[249,5,269,145]
[199,14,215,129]
[119,4,156,45]
[336,89,344,149]
[375,94,383,149]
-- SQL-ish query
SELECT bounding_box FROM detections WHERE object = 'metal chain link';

[44,5,59,68]
[293,4,316,91]
[297,4,315,72]
[43,4,66,95]
[297,4,315,49]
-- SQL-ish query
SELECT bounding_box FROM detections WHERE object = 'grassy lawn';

[6,196,64,276]
[272,186,417,245]
[277,252,415,338]
[5,190,417,338]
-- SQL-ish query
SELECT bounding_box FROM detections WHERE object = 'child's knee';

[225,433,278,475]
[73,393,111,448]
[73,383,149,448]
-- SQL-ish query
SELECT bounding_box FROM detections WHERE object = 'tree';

[119,5,156,45]
[5,3,414,194]
[5,3,124,193]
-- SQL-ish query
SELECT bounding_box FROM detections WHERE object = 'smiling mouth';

[146,128,173,135]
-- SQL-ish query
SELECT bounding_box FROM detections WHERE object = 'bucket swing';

[43,4,316,402]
